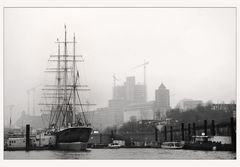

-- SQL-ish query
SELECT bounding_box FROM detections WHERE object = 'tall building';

[125,76,135,103]
[134,84,146,103]
[123,101,155,122]
[112,76,146,104]
[90,76,148,129]
[113,85,125,100]
[155,83,170,119]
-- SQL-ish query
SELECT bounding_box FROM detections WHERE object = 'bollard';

[188,123,191,141]
[164,126,167,141]
[170,126,173,142]
[26,124,30,151]
[181,123,184,141]
[99,133,102,144]
[193,122,196,136]
[204,120,207,136]
[211,120,215,136]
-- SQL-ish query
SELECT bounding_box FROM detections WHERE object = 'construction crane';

[27,84,41,116]
[132,60,149,87]
[112,74,120,99]
[112,74,120,88]
[132,60,149,101]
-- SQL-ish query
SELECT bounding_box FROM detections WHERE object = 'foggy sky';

[4,8,236,125]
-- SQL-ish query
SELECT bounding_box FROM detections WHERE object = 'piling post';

[211,120,215,136]
[99,133,102,144]
[170,126,173,142]
[204,120,207,136]
[230,117,236,151]
[181,123,184,141]
[188,123,191,141]
[111,130,114,143]
[111,130,113,138]
[193,122,196,136]
[155,127,158,142]
[26,124,30,151]
[164,126,167,141]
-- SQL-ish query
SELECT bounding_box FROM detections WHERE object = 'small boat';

[108,143,121,148]
[161,142,183,149]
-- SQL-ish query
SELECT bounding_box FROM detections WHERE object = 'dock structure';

[4,117,236,151]
[158,117,236,151]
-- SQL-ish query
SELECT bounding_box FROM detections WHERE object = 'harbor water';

[4,148,236,160]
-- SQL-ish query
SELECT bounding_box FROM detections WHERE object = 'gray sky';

[4,8,236,125]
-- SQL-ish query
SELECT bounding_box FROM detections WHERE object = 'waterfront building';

[176,99,202,111]
[155,83,170,119]
[211,103,236,112]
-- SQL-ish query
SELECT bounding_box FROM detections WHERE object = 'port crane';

[5,105,14,129]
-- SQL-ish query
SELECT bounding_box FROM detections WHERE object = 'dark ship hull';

[183,143,233,151]
[55,127,92,150]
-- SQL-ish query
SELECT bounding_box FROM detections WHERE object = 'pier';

[87,117,236,151]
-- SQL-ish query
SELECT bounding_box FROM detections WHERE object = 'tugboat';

[40,25,93,151]
[183,133,232,151]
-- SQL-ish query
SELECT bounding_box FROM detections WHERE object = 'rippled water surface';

[4,148,236,160]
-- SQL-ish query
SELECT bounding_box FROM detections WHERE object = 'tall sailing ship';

[40,26,92,150]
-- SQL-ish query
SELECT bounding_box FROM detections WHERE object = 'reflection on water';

[4,148,236,160]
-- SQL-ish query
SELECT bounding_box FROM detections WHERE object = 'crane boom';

[132,60,149,102]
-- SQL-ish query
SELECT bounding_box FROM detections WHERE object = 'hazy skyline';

[4,8,236,125]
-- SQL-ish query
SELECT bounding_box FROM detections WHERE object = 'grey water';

[4,148,236,160]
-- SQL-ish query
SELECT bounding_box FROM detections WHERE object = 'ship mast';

[40,26,95,128]
[72,33,76,125]
[57,38,61,107]
[64,25,68,126]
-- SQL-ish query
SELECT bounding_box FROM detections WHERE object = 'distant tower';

[155,83,170,120]
[125,76,135,103]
